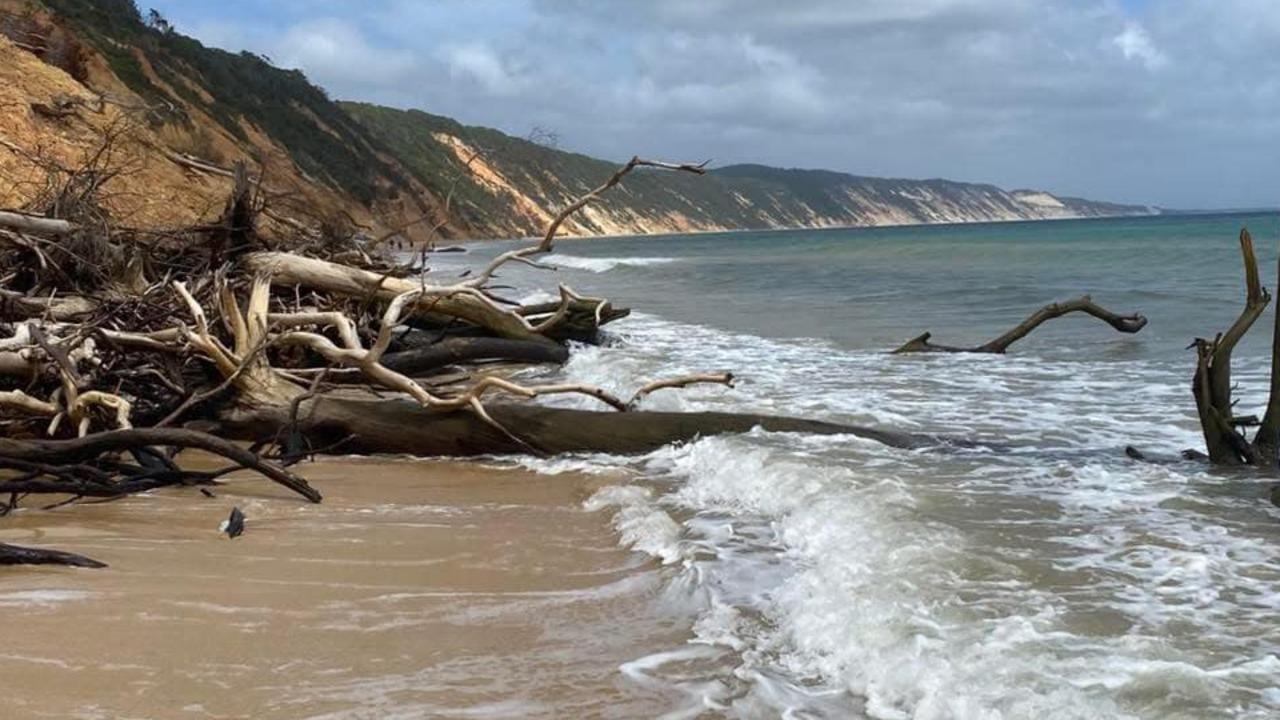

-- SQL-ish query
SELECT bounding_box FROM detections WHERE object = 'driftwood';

[0,542,105,568]
[243,251,559,343]
[163,149,239,179]
[0,210,75,236]
[382,337,569,375]
[894,295,1148,353]
[214,395,939,457]
[1189,229,1280,466]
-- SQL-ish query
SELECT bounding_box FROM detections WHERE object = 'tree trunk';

[215,395,943,457]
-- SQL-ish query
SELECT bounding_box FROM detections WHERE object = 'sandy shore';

[0,457,696,719]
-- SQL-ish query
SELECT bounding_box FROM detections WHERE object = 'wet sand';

[0,458,696,719]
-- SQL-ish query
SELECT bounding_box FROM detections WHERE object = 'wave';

[528,312,1280,718]
[547,255,678,273]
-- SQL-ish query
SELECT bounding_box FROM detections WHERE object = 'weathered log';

[216,395,942,457]
[894,295,1148,354]
[382,337,569,375]
[0,428,321,502]
[0,542,106,569]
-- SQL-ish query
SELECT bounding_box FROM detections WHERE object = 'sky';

[143,1,1280,209]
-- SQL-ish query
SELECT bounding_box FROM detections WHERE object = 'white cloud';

[1113,23,1168,70]
[613,33,829,125]
[440,42,526,96]
[274,18,418,88]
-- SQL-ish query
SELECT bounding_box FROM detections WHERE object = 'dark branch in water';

[0,542,105,569]
[894,295,1148,354]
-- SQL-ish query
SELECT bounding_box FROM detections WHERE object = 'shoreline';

[0,456,695,719]
[447,206,1265,246]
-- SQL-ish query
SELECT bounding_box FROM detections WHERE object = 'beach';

[0,458,698,719]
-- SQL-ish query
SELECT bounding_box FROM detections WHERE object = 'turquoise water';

[436,214,1280,719]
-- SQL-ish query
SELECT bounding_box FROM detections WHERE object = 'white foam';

[585,486,685,565]
[0,590,94,608]
[547,255,678,273]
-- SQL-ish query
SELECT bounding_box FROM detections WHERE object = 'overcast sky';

[145,0,1280,209]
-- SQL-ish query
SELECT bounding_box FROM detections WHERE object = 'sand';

[0,457,697,719]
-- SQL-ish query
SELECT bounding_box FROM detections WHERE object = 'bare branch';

[466,156,708,288]
[895,296,1148,354]
[627,372,736,409]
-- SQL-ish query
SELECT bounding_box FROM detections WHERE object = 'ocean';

[437,212,1280,718]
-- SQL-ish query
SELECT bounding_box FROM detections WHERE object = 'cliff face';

[342,105,1156,238]
[0,0,453,240]
[0,0,1155,242]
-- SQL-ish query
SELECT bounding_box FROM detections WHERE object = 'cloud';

[440,42,526,96]
[612,33,830,126]
[1113,23,1167,69]
[146,0,1280,208]
[273,19,418,89]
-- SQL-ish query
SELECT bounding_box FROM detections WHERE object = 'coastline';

[0,456,693,719]
[449,207,1184,245]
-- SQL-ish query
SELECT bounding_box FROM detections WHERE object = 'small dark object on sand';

[200,488,216,498]
[219,507,246,538]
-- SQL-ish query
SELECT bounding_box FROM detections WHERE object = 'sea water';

[436,213,1280,719]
